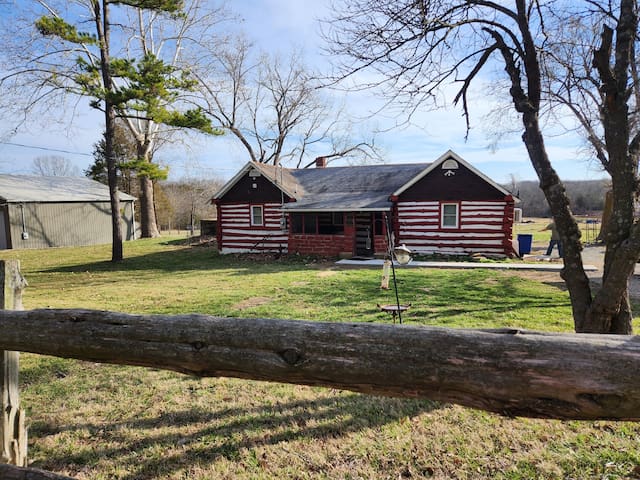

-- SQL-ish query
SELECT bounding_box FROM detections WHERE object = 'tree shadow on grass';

[30,392,440,479]
[36,250,572,329]
[40,247,313,275]
[20,355,71,387]
[283,271,571,325]
[541,280,569,291]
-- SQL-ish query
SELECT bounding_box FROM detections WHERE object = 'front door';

[354,213,374,257]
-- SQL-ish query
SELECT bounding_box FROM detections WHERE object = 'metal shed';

[0,175,136,250]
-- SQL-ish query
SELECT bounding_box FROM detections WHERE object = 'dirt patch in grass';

[317,269,338,278]
[233,297,272,310]
[511,270,567,289]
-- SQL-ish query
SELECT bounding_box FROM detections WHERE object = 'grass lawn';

[2,237,639,479]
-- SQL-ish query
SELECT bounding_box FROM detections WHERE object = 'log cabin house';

[212,150,517,258]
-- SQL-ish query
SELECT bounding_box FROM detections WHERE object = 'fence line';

[2,308,640,420]
[2,261,640,479]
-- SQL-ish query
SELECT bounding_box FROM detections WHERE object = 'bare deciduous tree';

[31,155,80,177]
[159,177,222,232]
[539,3,640,280]
[194,38,380,167]
[325,0,639,334]
[114,1,227,238]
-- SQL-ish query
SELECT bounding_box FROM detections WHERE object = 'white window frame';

[441,203,459,229]
[250,205,264,226]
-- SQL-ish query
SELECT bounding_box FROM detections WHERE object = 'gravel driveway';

[581,245,640,300]
[525,243,640,301]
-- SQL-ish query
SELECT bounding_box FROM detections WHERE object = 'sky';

[0,0,609,185]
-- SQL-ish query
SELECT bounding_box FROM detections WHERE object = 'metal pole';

[384,213,403,324]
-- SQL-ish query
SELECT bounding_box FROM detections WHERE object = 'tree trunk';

[139,175,160,238]
[136,141,160,238]
[135,140,160,239]
[519,114,635,335]
[582,225,640,333]
[105,107,124,260]
[492,2,640,334]
[519,112,594,331]
[1,309,640,420]
[581,0,640,335]
[94,1,123,262]
[491,11,596,333]
[596,190,613,242]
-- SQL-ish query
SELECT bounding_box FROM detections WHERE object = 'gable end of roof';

[392,150,512,198]
[212,162,298,201]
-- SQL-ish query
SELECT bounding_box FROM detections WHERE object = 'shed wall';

[6,201,135,249]
[0,206,8,249]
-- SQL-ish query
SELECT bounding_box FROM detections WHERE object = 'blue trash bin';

[517,234,533,257]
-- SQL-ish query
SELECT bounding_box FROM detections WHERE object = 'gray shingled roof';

[279,163,430,211]
[215,150,515,210]
[0,175,136,203]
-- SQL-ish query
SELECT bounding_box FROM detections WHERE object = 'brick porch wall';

[289,234,354,256]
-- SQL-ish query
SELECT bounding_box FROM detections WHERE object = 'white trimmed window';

[441,203,459,228]
[250,205,264,226]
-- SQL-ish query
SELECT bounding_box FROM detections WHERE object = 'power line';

[0,141,92,157]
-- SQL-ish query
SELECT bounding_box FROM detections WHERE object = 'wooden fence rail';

[1,308,640,421]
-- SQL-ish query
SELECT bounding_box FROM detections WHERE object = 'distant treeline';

[506,180,609,217]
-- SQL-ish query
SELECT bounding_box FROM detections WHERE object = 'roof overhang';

[281,190,394,212]
[281,207,391,213]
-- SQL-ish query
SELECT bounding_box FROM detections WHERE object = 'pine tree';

[33,0,213,258]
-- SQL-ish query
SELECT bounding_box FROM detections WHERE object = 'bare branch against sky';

[0,0,608,182]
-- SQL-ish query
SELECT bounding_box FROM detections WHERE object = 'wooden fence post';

[1,260,28,467]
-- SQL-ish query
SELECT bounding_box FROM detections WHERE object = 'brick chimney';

[315,156,327,168]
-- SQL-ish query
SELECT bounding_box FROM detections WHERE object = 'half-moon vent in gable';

[442,159,459,169]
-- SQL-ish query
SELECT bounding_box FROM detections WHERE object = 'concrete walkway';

[336,257,598,272]
[336,244,611,272]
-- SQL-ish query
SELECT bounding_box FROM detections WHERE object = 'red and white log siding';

[219,203,288,254]
[397,201,513,256]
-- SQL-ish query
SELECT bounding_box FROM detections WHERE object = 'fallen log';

[1,309,639,420]
[0,464,76,480]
